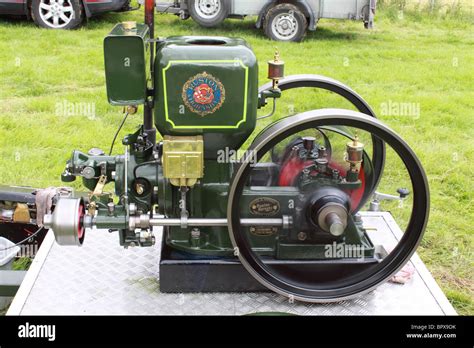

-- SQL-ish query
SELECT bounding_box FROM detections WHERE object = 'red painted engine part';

[278,157,366,211]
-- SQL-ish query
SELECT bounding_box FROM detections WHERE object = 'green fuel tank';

[154,36,259,158]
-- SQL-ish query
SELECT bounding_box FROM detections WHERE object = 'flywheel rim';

[227,108,429,303]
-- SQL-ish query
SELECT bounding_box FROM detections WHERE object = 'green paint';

[162,59,249,129]
[104,23,150,106]
[154,36,259,158]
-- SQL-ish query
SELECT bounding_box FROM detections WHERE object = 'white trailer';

[156,0,376,42]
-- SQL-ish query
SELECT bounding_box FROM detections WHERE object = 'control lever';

[369,188,410,212]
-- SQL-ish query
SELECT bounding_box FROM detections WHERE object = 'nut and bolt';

[191,228,201,239]
[297,232,307,241]
[318,146,327,158]
[135,183,145,195]
[107,202,115,216]
[190,228,201,248]
[81,166,95,179]
[302,136,316,151]
[316,158,328,172]
[125,105,138,114]
[354,213,363,223]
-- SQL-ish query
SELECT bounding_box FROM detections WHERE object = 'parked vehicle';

[0,0,136,29]
[156,0,376,42]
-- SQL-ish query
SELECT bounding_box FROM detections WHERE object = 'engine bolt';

[190,228,201,248]
[318,146,327,158]
[191,228,201,238]
[136,183,145,195]
[302,136,316,151]
[297,232,307,241]
[81,166,95,179]
[107,202,115,216]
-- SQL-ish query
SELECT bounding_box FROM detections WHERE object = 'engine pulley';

[43,198,89,246]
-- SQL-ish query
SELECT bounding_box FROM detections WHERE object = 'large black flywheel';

[228,109,429,302]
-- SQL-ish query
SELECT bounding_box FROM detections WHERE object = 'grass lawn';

[0,3,472,314]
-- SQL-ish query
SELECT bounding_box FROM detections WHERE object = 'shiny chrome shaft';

[129,215,291,230]
[148,217,286,227]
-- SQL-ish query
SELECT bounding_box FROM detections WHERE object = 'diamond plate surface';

[8,213,456,315]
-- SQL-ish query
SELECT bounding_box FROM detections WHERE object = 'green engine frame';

[57,20,381,262]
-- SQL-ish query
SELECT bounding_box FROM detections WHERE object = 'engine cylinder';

[154,36,259,158]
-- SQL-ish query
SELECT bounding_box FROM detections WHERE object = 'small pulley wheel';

[44,197,86,246]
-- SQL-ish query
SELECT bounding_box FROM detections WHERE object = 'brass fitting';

[124,105,138,115]
[162,136,204,187]
[345,135,365,181]
[268,48,285,89]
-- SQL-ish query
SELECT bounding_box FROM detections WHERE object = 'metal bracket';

[92,175,107,196]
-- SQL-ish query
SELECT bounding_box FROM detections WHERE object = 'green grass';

[0,4,473,314]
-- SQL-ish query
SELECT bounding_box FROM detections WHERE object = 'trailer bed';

[7,212,456,315]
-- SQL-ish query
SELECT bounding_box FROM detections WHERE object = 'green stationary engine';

[44,3,429,302]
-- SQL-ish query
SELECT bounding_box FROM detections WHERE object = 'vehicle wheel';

[31,0,83,29]
[188,0,228,27]
[264,3,308,42]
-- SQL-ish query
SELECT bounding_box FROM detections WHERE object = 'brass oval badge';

[250,227,278,236]
[249,197,280,216]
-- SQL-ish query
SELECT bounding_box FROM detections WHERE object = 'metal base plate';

[7,212,456,315]
[160,240,379,293]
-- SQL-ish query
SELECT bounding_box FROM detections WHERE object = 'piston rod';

[130,216,291,229]
[150,218,285,227]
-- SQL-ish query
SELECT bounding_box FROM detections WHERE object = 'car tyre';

[31,0,83,29]
[188,0,228,28]
[264,3,308,42]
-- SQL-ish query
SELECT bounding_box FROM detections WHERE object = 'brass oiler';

[345,135,365,182]
[268,49,285,89]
